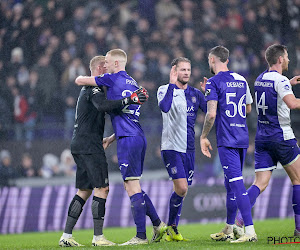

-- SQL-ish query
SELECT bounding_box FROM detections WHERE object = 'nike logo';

[230,198,236,201]
[141,201,145,205]
[174,94,179,97]
[174,203,182,207]
[223,166,229,169]
[242,192,248,196]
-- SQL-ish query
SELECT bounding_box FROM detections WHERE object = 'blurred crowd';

[1,0,300,184]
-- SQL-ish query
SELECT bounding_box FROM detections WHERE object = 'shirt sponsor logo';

[226,82,244,88]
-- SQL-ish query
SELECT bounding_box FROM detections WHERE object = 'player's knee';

[254,180,268,192]
[175,186,188,197]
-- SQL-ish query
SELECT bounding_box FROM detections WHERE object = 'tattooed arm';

[200,100,217,158]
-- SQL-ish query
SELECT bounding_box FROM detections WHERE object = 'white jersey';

[255,70,295,141]
[157,84,206,152]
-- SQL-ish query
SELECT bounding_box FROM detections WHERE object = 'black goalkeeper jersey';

[71,86,123,154]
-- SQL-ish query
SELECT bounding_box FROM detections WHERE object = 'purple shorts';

[117,135,146,181]
[255,139,300,172]
[218,147,247,183]
[161,150,195,185]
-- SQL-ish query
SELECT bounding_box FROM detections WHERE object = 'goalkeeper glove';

[122,87,149,105]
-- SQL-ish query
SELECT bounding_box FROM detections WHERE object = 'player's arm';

[200,100,217,158]
[157,65,177,113]
[245,82,253,114]
[91,87,149,112]
[75,76,97,86]
[289,75,300,86]
[283,94,300,110]
[103,133,115,150]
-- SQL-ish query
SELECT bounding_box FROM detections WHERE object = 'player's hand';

[200,137,213,158]
[199,77,208,93]
[290,75,300,86]
[169,65,178,84]
[103,134,115,150]
[123,87,149,105]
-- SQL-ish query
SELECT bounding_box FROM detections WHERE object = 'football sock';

[175,202,183,227]
[245,225,255,235]
[247,185,261,206]
[229,180,253,226]
[64,194,85,234]
[130,192,146,239]
[292,185,300,231]
[168,192,183,226]
[142,190,160,226]
[92,196,106,236]
[224,223,233,234]
[225,179,237,225]
[236,184,260,226]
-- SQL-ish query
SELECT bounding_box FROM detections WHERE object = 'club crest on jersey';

[171,167,177,174]
[92,87,102,94]
[205,89,211,97]
[192,96,196,103]
[284,84,290,90]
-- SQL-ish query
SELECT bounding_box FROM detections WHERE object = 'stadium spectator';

[59,149,76,177]
[40,153,62,178]
[18,153,37,178]
[0,150,18,186]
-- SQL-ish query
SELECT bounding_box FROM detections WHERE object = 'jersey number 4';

[255,91,268,115]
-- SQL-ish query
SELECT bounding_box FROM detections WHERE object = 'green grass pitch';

[0,218,299,249]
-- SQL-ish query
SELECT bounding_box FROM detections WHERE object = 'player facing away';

[75,49,167,245]
[234,44,300,236]
[59,56,148,247]
[157,57,206,241]
[200,46,257,243]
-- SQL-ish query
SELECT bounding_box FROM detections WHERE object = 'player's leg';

[86,152,115,246]
[235,171,271,227]
[219,147,257,243]
[282,144,300,236]
[210,177,235,241]
[59,154,92,247]
[118,136,148,245]
[236,140,275,228]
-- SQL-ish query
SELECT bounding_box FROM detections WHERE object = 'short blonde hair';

[89,55,105,72]
[107,49,127,64]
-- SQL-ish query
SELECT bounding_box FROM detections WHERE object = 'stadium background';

[0,0,300,234]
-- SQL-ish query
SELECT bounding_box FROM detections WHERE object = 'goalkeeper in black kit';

[59,55,148,247]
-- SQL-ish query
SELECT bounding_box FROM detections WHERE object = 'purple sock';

[224,179,237,224]
[293,185,300,231]
[130,192,146,239]
[175,203,183,227]
[168,192,183,226]
[236,184,260,226]
[142,190,160,226]
[229,180,253,226]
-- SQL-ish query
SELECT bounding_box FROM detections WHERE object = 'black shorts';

[72,152,109,189]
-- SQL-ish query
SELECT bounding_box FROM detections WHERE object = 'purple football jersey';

[205,71,253,148]
[95,71,144,138]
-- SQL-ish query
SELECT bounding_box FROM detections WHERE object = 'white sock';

[93,234,103,241]
[62,233,72,239]
[225,224,233,233]
[245,225,255,235]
